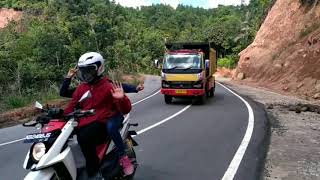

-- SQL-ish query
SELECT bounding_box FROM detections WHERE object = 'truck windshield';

[163,54,201,69]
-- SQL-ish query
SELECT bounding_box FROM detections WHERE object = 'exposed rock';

[266,104,274,109]
[215,68,235,78]
[284,61,290,67]
[315,84,320,92]
[289,106,296,111]
[274,63,283,68]
[313,93,320,99]
[237,73,245,80]
[297,83,304,89]
[312,38,318,45]
[301,106,309,112]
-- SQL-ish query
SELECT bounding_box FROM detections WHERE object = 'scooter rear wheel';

[124,138,137,180]
[101,138,138,180]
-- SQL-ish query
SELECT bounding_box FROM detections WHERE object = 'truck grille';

[162,81,202,89]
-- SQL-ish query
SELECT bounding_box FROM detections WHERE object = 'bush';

[217,56,238,69]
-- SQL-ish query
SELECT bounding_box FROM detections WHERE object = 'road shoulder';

[219,78,320,180]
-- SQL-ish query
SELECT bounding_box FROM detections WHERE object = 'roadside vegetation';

[0,0,273,111]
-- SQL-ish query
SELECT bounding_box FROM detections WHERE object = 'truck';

[155,42,218,104]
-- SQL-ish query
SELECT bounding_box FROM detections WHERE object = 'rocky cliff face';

[236,0,320,100]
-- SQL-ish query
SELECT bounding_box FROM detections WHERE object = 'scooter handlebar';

[65,109,96,120]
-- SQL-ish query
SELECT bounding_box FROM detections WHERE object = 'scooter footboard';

[24,167,55,180]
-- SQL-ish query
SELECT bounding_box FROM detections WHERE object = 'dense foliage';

[0,0,273,109]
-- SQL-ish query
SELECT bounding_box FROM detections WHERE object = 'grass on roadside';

[1,88,61,111]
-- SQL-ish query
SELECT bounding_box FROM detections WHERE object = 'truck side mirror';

[154,59,160,69]
[205,59,210,69]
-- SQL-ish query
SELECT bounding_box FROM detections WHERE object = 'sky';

[114,0,250,9]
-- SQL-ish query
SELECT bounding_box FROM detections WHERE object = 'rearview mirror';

[205,59,210,69]
[79,91,92,103]
[35,101,43,110]
[154,59,161,69]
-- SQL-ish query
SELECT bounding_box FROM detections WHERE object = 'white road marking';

[218,82,255,180]
[132,90,160,106]
[0,90,161,147]
[136,105,192,135]
[0,138,25,147]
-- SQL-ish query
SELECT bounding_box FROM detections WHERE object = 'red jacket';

[64,77,132,127]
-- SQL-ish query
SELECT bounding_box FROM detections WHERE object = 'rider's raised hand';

[136,83,144,92]
[112,82,125,99]
[67,68,77,78]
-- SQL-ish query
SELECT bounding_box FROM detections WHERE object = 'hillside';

[236,0,320,100]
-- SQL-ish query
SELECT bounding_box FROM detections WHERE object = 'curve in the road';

[218,82,254,180]
[0,83,259,180]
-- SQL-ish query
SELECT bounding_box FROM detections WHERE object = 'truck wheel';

[206,88,210,98]
[164,95,172,104]
[209,82,216,97]
[209,87,215,97]
[197,95,206,105]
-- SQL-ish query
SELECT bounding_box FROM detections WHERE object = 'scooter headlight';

[32,143,46,161]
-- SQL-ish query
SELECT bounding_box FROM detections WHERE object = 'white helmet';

[77,52,105,83]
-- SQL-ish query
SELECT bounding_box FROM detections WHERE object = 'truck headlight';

[162,81,170,88]
[193,81,203,88]
[193,84,202,88]
[197,72,204,80]
[161,72,166,80]
[32,143,46,161]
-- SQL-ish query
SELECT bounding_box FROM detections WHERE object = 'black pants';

[77,122,107,177]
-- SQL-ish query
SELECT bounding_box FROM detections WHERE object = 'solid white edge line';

[136,105,192,135]
[0,138,25,147]
[132,90,160,106]
[217,82,255,180]
[0,89,160,147]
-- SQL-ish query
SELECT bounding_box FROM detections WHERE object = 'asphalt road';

[0,83,268,180]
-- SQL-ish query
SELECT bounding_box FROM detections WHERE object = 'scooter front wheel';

[50,172,59,180]
[50,169,70,180]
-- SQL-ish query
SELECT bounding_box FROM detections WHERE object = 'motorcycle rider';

[63,52,134,179]
[60,68,144,98]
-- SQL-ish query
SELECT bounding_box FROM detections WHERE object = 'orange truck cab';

[156,42,218,104]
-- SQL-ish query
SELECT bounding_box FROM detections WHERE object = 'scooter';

[23,91,138,180]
